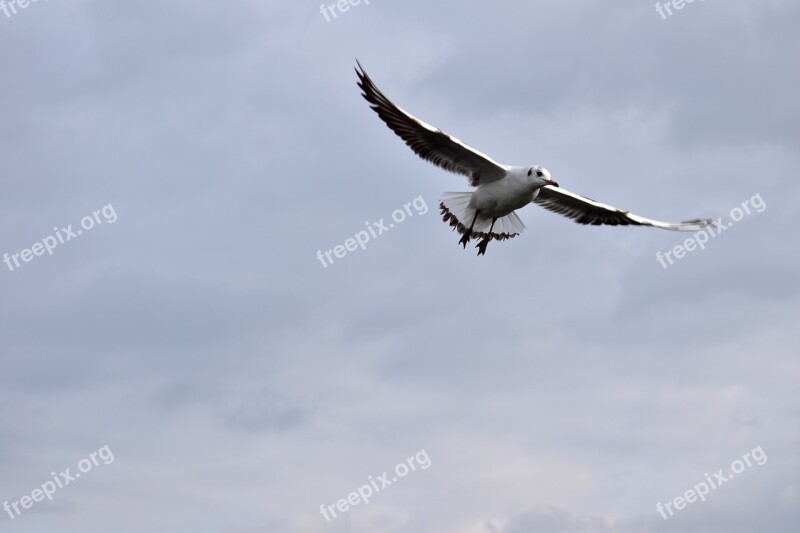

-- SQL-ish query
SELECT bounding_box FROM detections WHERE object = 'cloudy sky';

[1,1,798,532]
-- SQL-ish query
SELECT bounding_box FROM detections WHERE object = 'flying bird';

[355,61,712,255]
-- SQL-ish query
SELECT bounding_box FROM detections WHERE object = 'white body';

[470,167,542,219]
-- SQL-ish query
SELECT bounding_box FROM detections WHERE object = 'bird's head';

[527,165,558,187]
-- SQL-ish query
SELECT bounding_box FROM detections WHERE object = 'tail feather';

[439,192,525,243]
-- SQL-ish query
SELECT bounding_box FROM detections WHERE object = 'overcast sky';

[1,1,798,532]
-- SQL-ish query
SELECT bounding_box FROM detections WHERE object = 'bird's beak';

[547,179,559,187]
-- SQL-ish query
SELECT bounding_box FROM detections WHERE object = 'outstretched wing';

[356,61,509,187]
[534,186,712,231]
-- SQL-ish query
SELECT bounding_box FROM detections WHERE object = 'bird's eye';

[536,170,543,177]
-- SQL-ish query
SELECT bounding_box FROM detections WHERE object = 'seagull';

[355,61,712,255]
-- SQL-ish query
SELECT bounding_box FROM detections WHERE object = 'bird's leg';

[476,218,497,256]
[459,210,480,248]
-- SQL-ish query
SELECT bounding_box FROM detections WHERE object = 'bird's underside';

[355,61,712,255]
[438,192,526,255]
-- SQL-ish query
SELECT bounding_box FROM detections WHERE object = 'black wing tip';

[354,62,387,111]
[676,218,713,227]
[354,59,370,85]
[354,60,372,92]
